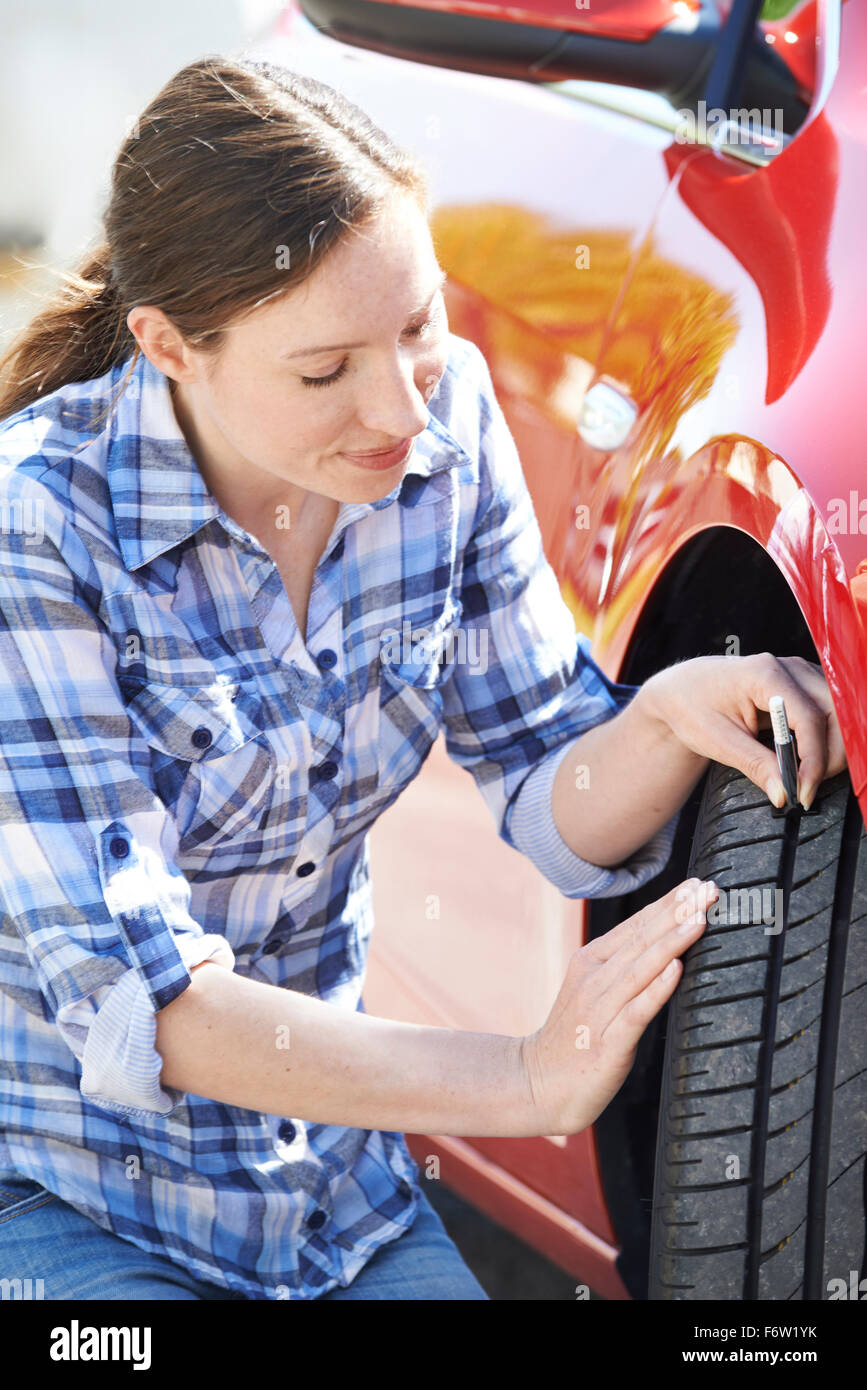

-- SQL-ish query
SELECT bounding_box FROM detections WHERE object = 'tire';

[648,736,867,1300]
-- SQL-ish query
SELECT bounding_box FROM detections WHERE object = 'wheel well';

[589,527,819,1299]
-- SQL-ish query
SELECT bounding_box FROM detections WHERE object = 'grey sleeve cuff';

[75,933,236,1117]
[506,747,681,899]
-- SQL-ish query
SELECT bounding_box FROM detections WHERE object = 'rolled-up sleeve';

[440,346,681,899]
[0,475,234,1117]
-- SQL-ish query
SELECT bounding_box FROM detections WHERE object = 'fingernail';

[765,777,785,809]
[799,785,813,811]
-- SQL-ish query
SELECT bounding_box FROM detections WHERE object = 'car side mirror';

[299,0,805,121]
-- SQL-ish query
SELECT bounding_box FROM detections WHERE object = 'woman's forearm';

[551,682,709,869]
[155,960,537,1136]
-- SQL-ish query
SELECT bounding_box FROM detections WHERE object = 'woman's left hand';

[640,653,847,811]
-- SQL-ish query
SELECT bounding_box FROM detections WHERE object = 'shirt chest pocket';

[376,593,464,793]
[120,678,277,857]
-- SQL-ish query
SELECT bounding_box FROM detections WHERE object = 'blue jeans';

[0,1169,489,1301]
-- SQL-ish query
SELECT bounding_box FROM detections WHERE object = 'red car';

[254,0,867,1300]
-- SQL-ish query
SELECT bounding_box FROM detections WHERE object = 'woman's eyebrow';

[281,268,448,359]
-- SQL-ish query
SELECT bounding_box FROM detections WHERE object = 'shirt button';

[191,726,212,750]
[330,537,345,561]
[296,861,315,877]
[316,649,337,670]
[308,1209,327,1230]
[278,1120,296,1144]
[262,939,282,955]
[398,1179,413,1198]
[109,836,130,859]
[313,760,338,781]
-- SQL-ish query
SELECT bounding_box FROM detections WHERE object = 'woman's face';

[136,190,451,523]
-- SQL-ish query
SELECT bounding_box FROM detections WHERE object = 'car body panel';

[574,4,867,810]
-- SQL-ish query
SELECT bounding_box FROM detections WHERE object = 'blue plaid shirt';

[0,331,678,1299]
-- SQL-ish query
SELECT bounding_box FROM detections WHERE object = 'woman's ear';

[126,304,196,385]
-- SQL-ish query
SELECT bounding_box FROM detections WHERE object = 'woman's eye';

[301,360,349,389]
[299,315,438,388]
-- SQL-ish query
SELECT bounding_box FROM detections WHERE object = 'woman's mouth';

[340,438,414,471]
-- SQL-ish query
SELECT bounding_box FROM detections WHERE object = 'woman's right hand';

[518,877,718,1136]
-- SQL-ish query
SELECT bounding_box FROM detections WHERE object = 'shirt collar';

[104,349,471,573]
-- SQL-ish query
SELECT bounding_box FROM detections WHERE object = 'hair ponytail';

[0,241,138,421]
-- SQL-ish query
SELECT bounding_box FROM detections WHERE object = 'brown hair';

[0,55,428,424]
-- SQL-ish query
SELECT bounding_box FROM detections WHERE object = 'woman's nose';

[355,360,438,439]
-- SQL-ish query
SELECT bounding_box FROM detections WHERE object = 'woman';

[0,57,845,1301]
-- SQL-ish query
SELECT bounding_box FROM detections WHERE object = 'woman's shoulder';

[0,360,129,545]
[0,356,123,453]
[0,362,133,587]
